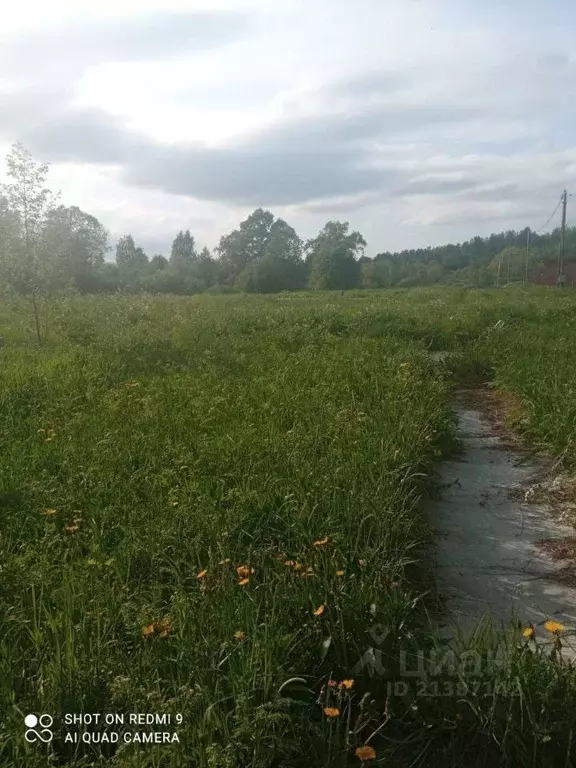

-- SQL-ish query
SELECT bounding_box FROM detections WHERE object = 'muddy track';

[430,391,576,649]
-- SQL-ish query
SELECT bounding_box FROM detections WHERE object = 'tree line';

[1,143,574,326]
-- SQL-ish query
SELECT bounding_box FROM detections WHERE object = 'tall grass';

[1,288,576,767]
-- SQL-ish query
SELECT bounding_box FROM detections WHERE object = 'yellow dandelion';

[238,577,250,586]
[323,707,340,718]
[522,626,535,639]
[544,620,565,634]
[355,745,376,761]
[234,631,245,640]
[313,604,326,617]
[64,524,79,534]
[141,623,156,638]
[340,679,354,690]
[313,537,330,547]
[157,619,172,638]
[236,565,254,578]
[196,569,208,580]
[336,570,345,577]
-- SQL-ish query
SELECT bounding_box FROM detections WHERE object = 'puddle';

[431,395,576,648]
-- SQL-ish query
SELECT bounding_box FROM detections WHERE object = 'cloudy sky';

[1,0,575,257]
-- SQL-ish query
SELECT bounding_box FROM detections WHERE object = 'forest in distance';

[0,143,573,300]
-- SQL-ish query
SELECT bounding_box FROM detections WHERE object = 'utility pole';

[525,228,530,284]
[557,189,568,287]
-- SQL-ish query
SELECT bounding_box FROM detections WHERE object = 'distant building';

[530,262,576,286]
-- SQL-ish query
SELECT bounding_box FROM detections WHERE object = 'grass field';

[2,287,576,767]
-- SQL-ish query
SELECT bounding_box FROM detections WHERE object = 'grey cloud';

[118,99,485,204]
[323,70,413,101]
[24,108,151,165]
[2,52,574,214]
[393,176,479,196]
[0,11,251,78]
[4,82,483,206]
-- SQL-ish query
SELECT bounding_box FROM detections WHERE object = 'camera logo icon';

[24,714,53,743]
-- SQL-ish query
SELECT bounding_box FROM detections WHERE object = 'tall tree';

[170,229,197,268]
[116,235,147,268]
[307,221,366,290]
[40,205,109,292]
[150,254,169,271]
[217,208,275,282]
[263,218,303,263]
[2,143,56,343]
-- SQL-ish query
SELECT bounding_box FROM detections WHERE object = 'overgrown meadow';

[2,288,576,768]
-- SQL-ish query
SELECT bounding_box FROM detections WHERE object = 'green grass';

[1,288,576,767]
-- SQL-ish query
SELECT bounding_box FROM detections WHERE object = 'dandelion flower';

[336,570,345,577]
[196,569,208,580]
[340,679,354,690]
[355,745,376,761]
[313,537,330,547]
[323,707,340,718]
[236,565,254,578]
[157,619,172,638]
[142,619,172,638]
[238,578,250,586]
[234,631,245,640]
[313,604,326,617]
[544,620,565,634]
[64,524,79,534]
[522,626,535,639]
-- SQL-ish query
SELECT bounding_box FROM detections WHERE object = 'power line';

[535,196,563,234]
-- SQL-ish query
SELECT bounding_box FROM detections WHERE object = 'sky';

[1,0,576,258]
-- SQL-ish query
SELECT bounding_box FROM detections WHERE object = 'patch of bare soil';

[456,387,529,452]
[460,387,576,527]
[536,537,576,562]
[535,537,576,588]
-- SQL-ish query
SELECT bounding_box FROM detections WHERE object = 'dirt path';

[431,392,576,646]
